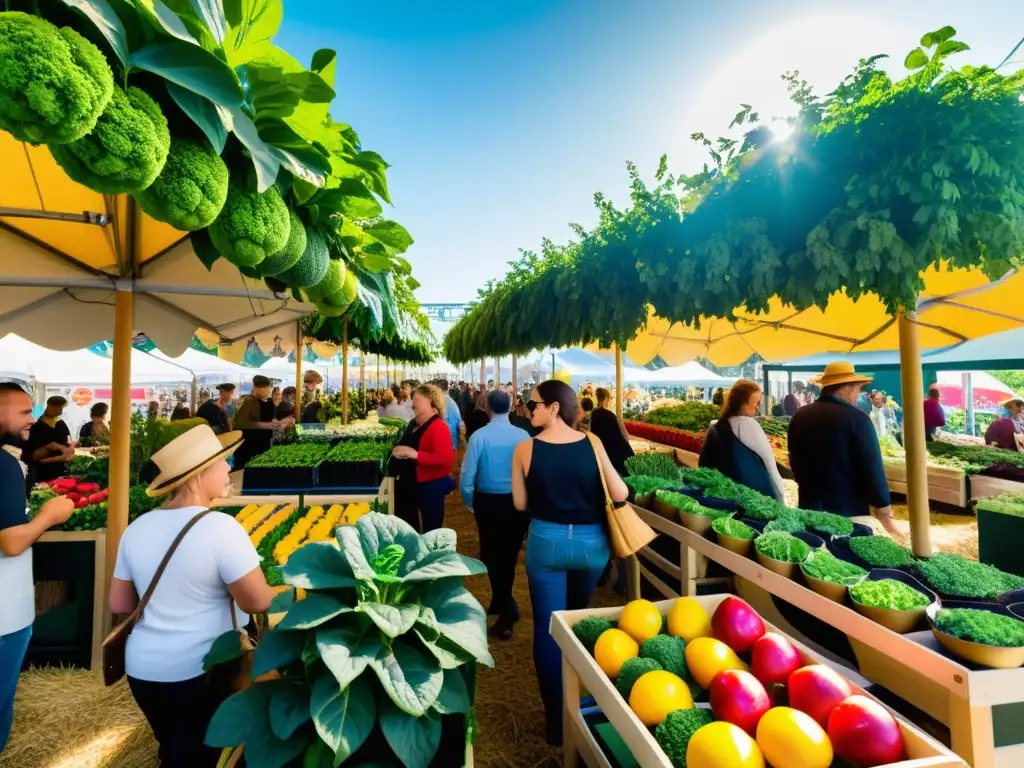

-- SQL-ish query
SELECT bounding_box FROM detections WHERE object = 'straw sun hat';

[146,424,243,497]
[810,361,873,389]
[1001,396,1024,409]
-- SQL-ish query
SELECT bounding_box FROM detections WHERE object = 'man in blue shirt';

[460,390,529,639]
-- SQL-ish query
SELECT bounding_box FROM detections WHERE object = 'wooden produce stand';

[631,505,1024,768]
[31,530,108,671]
[969,475,1024,503]
[220,474,396,515]
[885,461,968,507]
[552,594,967,768]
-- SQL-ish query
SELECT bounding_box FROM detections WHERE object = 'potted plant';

[710,515,757,556]
[848,571,936,633]
[204,514,492,767]
[754,532,810,578]
[799,549,866,603]
[928,602,1024,669]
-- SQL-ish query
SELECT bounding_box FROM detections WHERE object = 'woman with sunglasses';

[512,380,628,745]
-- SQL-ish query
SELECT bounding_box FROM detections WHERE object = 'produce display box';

[216,477,396,515]
[970,476,1024,503]
[243,465,319,491]
[885,463,968,508]
[552,594,966,768]
[976,508,1024,578]
[317,460,383,489]
[630,504,1024,768]
[29,530,108,671]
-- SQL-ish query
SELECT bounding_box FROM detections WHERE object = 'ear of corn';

[240,503,279,534]
[250,505,294,548]
[273,506,326,564]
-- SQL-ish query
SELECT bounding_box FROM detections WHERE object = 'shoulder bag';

[101,509,214,686]
[585,432,656,557]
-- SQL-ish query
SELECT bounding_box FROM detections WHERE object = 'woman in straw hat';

[108,425,275,768]
[511,379,628,745]
[788,361,899,536]
[984,396,1024,451]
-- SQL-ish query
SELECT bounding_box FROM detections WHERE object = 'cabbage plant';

[205,513,490,768]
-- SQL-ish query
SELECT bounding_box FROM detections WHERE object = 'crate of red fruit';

[551,594,966,767]
[625,421,705,454]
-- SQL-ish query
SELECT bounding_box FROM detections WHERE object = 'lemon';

[668,597,713,642]
[628,670,694,726]
[618,599,664,644]
[684,636,748,689]
[594,628,638,678]
[756,707,832,768]
[687,721,765,768]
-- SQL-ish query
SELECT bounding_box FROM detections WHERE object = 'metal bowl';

[928,601,1024,669]
[849,569,937,634]
[716,532,754,557]
[755,551,803,579]
[801,569,864,603]
[678,511,715,535]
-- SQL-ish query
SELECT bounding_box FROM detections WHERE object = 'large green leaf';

[205,684,264,747]
[250,626,308,678]
[165,82,228,154]
[130,41,244,107]
[242,718,310,768]
[349,151,392,204]
[310,673,376,763]
[365,220,413,253]
[268,587,295,613]
[357,602,420,639]
[421,529,457,553]
[223,0,282,66]
[269,146,329,188]
[60,0,129,68]
[336,525,376,581]
[339,196,383,220]
[317,617,381,688]
[135,0,198,44]
[277,593,353,631]
[280,540,356,590]
[218,106,280,191]
[189,0,227,43]
[379,700,442,768]
[368,640,443,716]
[354,513,429,567]
[202,629,247,671]
[302,738,332,768]
[191,227,221,270]
[311,179,378,215]
[432,667,471,715]
[400,550,487,582]
[419,581,493,668]
[268,679,312,740]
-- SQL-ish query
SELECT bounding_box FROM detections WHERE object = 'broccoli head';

[0,12,113,145]
[50,86,170,195]
[615,657,662,699]
[571,616,614,654]
[279,227,330,288]
[135,135,228,231]
[257,210,306,276]
[208,183,291,267]
[655,708,714,768]
[640,634,688,679]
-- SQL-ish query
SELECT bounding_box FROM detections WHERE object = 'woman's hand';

[392,446,418,460]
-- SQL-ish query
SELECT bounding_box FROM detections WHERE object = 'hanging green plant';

[0,12,113,146]
[135,135,228,230]
[279,227,330,288]
[208,182,291,267]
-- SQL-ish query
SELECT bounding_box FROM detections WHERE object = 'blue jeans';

[0,625,31,752]
[526,520,609,730]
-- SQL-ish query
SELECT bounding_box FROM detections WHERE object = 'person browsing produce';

[588,387,635,477]
[787,362,899,536]
[78,401,109,446]
[232,376,292,469]
[388,384,455,532]
[0,383,75,753]
[196,383,235,435]
[22,395,74,489]
[108,424,275,768]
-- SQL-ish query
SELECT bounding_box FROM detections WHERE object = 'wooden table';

[553,594,967,768]
[632,505,1024,768]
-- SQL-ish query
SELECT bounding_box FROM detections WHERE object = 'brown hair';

[535,380,578,427]
[415,384,446,417]
[595,387,611,405]
[721,380,761,421]
[380,388,394,406]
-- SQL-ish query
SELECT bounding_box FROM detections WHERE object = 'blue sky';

[275,1,1022,304]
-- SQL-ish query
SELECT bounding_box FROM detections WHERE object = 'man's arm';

[851,417,899,535]
[459,435,479,511]
[233,398,281,430]
[0,496,75,557]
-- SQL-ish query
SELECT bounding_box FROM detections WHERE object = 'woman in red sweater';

[389,384,455,531]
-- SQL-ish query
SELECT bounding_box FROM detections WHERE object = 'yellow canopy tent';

[0,132,317,590]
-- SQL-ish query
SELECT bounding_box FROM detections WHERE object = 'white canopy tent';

[631,360,737,388]
[149,347,251,382]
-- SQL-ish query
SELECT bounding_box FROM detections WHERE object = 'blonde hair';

[415,384,446,417]
[380,388,394,406]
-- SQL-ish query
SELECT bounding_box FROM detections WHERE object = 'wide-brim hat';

[811,361,873,389]
[146,424,243,498]
[1001,396,1024,409]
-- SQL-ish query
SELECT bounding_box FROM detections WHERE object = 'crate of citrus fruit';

[551,594,966,768]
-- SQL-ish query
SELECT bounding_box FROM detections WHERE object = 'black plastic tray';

[243,466,318,490]
[317,460,383,488]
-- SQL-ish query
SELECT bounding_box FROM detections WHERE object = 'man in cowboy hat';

[788,361,899,535]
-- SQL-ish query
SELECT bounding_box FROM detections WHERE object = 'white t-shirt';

[113,506,260,682]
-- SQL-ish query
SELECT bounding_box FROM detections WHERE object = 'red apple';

[709,669,771,736]
[787,664,853,728]
[828,695,905,767]
[711,596,766,654]
[751,632,803,687]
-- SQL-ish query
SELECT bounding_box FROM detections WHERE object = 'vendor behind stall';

[197,383,235,435]
[301,371,324,423]
[233,376,292,468]
[22,395,74,487]
[787,362,899,536]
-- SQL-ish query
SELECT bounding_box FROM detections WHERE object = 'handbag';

[101,509,214,686]
[585,432,657,558]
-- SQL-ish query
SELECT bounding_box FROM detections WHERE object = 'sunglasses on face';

[526,400,545,414]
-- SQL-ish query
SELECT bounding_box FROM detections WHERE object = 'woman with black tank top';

[512,380,628,745]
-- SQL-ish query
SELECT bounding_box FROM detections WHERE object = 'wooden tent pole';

[512,355,518,402]
[294,321,302,421]
[376,356,380,389]
[898,310,932,557]
[480,359,486,388]
[341,320,349,425]
[614,344,624,419]
[493,358,499,389]
[360,349,366,395]
[105,288,133,590]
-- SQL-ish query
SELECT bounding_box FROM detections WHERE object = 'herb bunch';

[801,550,866,584]
[755,532,810,563]
[934,608,1024,647]
[850,579,930,611]
[624,452,680,481]
[915,553,1024,599]
[848,536,915,568]
[712,516,757,540]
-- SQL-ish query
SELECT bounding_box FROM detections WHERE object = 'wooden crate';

[631,505,1024,768]
[970,476,1024,503]
[885,463,968,507]
[215,477,395,514]
[552,594,967,768]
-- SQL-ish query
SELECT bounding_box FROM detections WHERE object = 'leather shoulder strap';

[131,509,215,623]
[585,432,613,508]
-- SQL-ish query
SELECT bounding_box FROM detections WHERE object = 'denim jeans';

[0,625,31,753]
[525,520,609,732]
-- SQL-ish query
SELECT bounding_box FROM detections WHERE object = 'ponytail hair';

[721,380,761,422]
